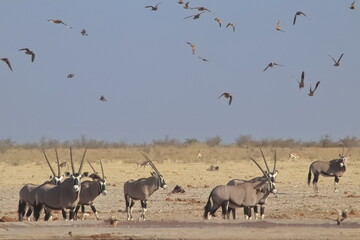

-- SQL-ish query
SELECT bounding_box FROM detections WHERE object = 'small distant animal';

[276,20,285,32]
[218,92,233,105]
[99,95,107,102]
[308,81,320,96]
[184,11,206,20]
[197,151,202,159]
[207,165,219,171]
[186,42,196,55]
[59,161,68,168]
[104,216,119,227]
[81,29,88,36]
[19,48,35,62]
[137,160,150,168]
[171,185,185,194]
[1,58,13,72]
[226,23,236,32]
[68,231,73,237]
[47,19,72,29]
[198,57,208,62]
[293,11,307,25]
[350,1,356,10]
[214,18,222,28]
[145,3,161,11]
[263,62,283,72]
[329,53,344,67]
[289,152,300,160]
[67,74,75,78]
[337,209,348,225]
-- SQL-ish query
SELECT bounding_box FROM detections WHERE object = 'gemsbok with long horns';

[308,148,349,193]
[18,149,63,221]
[74,159,107,220]
[204,155,277,220]
[123,152,167,220]
[227,149,278,220]
[33,148,88,221]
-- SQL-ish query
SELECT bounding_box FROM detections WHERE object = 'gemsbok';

[18,149,63,221]
[74,159,107,220]
[308,148,349,193]
[227,149,278,220]
[33,147,88,221]
[204,155,277,220]
[123,152,167,220]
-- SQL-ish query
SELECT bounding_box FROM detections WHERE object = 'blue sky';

[1,0,359,144]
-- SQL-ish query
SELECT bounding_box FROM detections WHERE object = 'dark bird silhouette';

[218,92,233,105]
[99,95,107,102]
[177,0,183,4]
[68,231,73,238]
[19,48,35,62]
[184,11,206,20]
[145,3,161,11]
[198,57,208,62]
[293,71,305,90]
[183,2,190,9]
[192,6,211,12]
[276,20,285,32]
[308,81,320,96]
[67,74,75,78]
[186,42,196,55]
[293,11,307,25]
[329,53,344,67]
[81,29,88,36]
[263,62,283,72]
[48,19,72,29]
[1,58,13,71]
[226,23,236,32]
[214,18,222,28]
[350,1,356,10]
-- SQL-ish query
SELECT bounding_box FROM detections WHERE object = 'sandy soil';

[1,158,360,239]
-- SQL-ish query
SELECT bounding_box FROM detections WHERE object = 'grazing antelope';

[308,148,349,193]
[293,11,307,25]
[18,149,63,221]
[227,149,278,220]
[289,152,300,160]
[75,160,107,220]
[204,156,277,220]
[329,53,344,67]
[33,148,89,221]
[124,152,167,220]
[19,48,35,62]
[1,58,13,72]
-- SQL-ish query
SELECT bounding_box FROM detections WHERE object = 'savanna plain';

[1,146,360,240]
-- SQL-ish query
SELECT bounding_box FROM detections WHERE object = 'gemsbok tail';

[307,165,312,186]
[203,194,213,220]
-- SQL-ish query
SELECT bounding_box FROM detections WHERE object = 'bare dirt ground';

[1,155,360,239]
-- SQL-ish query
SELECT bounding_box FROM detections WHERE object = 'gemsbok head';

[308,147,349,193]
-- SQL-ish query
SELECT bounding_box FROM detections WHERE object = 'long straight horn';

[141,152,161,175]
[100,159,105,179]
[259,148,270,173]
[340,145,345,157]
[78,148,88,174]
[273,149,277,173]
[87,160,97,173]
[70,147,75,174]
[250,157,266,176]
[55,149,60,176]
[42,148,56,177]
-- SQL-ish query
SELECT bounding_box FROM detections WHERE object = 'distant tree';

[184,138,199,145]
[338,136,360,148]
[206,136,222,147]
[235,135,253,148]
[0,138,15,153]
[319,135,333,148]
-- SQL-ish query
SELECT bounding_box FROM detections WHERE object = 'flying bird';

[81,29,88,36]
[276,20,285,32]
[186,42,196,55]
[177,0,183,4]
[67,74,75,78]
[198,57,208,62]
[293,11,307,25]
[99,95,107,102]
[183,2,190,9]
[1,58,13,72]
[192,6,211,12]
[18,48,35,62]
[350,1,356,10]
[295,71,305,90]
[308,81,320,96]
[184,11,206,20]
[226,23,236,32]
[218,92,233,105]
[263,62,283,72]
[47,19,72,29]
[145,3,161,11]
[214,18,222,28]
[329,53,344,67]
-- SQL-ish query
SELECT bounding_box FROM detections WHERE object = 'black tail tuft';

[308,166,312,186]
[18,200,26,221]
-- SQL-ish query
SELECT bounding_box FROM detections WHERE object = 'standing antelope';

[18,149,63,221]
[308,149,349,193]
[74,159,107,220]
[124,153,167,220]
[34,148,88,221]
[227,149,278,220]
[204,156,277,220]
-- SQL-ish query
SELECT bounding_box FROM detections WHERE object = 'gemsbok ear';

[82,172,89,178]
[65,171,71,177]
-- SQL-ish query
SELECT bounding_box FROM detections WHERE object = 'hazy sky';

[1,1,359,144]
